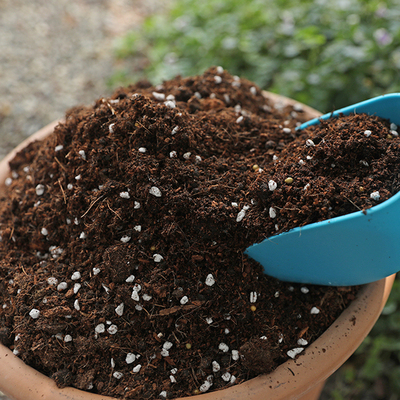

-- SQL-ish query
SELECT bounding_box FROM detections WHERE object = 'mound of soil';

[1,67,397,399]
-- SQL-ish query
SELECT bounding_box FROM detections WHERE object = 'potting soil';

[1,67,398,399]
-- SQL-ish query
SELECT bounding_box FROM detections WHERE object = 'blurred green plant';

[320,276,400,399]
[111,0,400,112]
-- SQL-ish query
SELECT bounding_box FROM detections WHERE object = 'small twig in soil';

[152,301,205,317]
[106,200,122,219]
[274,205,301,212]
[57,179,67,204]
[54,157,67,172]
[191,367,200,386]
[172,331,181,344]
[81,194,105,218]
[101,98,116,115]
[343,195,362,211]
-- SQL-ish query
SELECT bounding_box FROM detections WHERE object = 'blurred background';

[1,0,400,399]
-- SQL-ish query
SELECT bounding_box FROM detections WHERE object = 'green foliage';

[321,276,400,399]
[112,0,400,112]
[356,278,400,377]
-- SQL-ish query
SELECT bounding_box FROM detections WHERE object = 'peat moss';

[1,67,397,399]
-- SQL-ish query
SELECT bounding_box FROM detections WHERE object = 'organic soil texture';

[0,67,398,399]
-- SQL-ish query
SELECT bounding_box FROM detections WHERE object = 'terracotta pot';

[0,94,396,400]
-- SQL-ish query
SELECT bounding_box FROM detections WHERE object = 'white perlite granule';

[153,254,164,263]
[132,364,142,373]
[268,180,277,191]
[310,307,320,314]
[231,349,239,361]
[287,347,304,358]
[71,271,81,280]
[57,282,68,291]
[47,277,58,286]
[142,294,152,301]
[212,361,220,372]
[126,353,136,364]
[120,235,131,243]
[205,274,216,286]
[221,372,231,382]
[163,341,173,350]
[370,191,380,201]
[218,342,229,352]
[119,191,130,199]
[249,292,257,303]
[161,349,169,357]
[364,130,372,137]
[199,380,212,392]
[35,184,45,196]
[29,309,40,319]
[95,323,105,334]
[236,205,250,222]
[164,100,176,108]
[236,116,244,124]
[64,335,73,343]
[149,186,162,197]
[306,139,315,147]
[131,290,140,301]
[152,92,165,101]
[115,303,124,316]
[107,325,118,335]
[113,372,123,379]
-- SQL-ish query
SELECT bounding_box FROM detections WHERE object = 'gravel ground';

[0,1,163,398]
[0,0,163,161]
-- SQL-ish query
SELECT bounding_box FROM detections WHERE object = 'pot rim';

[0,94,396,400]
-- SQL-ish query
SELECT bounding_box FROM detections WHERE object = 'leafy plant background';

[111,0,400,398]
[111,0,400,113]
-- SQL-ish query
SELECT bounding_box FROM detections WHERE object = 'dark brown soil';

[0,67,398,399]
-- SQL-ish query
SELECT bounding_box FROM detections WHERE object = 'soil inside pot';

[0,67,397,399]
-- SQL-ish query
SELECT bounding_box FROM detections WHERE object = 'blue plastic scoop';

[245,93,400,286]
